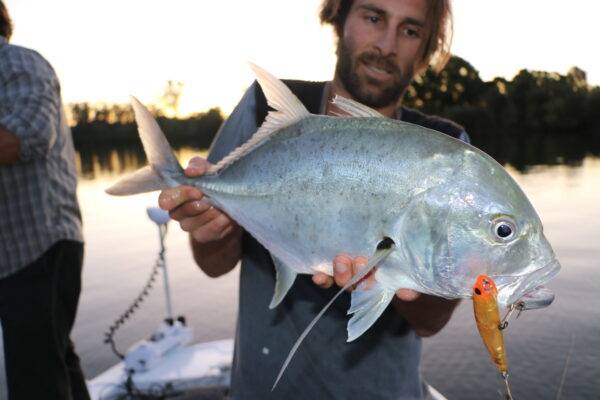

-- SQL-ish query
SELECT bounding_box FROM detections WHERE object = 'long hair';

[320,0,453,73]
[0,1,13,40]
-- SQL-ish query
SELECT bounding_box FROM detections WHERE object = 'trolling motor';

[121,207,193,373]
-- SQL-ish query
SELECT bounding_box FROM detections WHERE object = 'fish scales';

[200,115,464,278]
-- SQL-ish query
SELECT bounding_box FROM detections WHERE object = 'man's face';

[335,0,428,108]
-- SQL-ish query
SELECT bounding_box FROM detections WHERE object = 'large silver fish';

[107,64,560,382]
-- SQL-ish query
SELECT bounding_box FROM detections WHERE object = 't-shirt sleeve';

[207,82,259,164]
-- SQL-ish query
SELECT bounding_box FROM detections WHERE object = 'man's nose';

[374,27,397,56]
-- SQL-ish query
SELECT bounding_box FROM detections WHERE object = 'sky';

[5,0,600,116]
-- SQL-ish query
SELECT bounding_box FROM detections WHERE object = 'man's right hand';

[158,156,238,244]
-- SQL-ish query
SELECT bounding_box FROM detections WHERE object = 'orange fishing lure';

[473,274,513,399]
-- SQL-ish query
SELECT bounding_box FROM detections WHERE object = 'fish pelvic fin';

[208,64,310,174]
[331,95,385,118]
[269,255,297,309]
[106,97,184,195]
[272,238,396,390]
[347,281,395,342]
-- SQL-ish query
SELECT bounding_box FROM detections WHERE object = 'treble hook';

[499,303,524,330]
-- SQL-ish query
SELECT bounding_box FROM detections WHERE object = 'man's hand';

[312,254,420,301]
[158,156,242,277]
[158,157,237,243]
[0,125,20,164]
[312,253,459,337]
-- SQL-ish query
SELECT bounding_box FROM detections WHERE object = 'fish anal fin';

[347,282,395,342]
[272,238,396,390]
[269,255,297,309]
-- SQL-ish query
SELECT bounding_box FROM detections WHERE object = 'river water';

[70,149,600,400]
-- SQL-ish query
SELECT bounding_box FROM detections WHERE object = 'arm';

[0,124,20,164]
[159,157,242,278]
[0,50,61,162]
[313,255,459,337]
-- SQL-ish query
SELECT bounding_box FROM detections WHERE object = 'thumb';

[185,156,210,177]
[396,288,420,302]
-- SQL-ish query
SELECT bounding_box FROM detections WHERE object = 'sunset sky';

[5,0,600,115]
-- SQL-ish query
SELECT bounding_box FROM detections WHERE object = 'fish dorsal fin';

[208,64,310,174]
[331,95,385,118]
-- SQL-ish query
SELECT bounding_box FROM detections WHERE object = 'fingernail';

[355,261,367,270]
[334,262,347,274]
[185,167,200,176]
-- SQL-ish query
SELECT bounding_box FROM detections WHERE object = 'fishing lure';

[473,275,513,399]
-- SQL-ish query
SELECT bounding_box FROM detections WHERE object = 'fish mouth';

[493,258,561,307]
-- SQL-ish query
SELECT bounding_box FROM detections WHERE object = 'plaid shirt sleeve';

[0,46,61,162]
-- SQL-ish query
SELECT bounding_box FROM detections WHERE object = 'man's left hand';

[312,253,420,302]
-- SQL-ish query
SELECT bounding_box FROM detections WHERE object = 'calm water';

[71,149,600,400]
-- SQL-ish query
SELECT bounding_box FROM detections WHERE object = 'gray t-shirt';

[207,82,466,400]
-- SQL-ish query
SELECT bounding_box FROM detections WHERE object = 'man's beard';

[335,40,413,109]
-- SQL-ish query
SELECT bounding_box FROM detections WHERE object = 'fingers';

[185,156,211,177]
[327,254,374,292]
[157,155,236,245]
[188,213,236,243]
[333,254,353,288]
[158,185,204,211]
[396,289,420,302]
[312,273,333,289]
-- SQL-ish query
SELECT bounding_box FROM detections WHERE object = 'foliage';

[405,56,600,142]
[69,57,600,171]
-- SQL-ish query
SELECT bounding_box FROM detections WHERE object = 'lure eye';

[474,288,482,295]
[491,217,517,242]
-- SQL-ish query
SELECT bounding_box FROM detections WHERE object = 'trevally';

[107,64,560,386]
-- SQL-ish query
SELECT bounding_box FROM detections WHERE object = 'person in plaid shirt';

[0,2,89,399]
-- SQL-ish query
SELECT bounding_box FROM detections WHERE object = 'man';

[161,0,468,398]
[0,2,90,399]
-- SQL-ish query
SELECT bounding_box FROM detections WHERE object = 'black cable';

[103,240,166,360]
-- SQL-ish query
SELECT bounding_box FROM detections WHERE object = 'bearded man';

[160,1,469,398]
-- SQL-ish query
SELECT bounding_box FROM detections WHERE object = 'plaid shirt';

[0,37,82,278]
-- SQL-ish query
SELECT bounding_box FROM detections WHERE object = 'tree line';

[69,56,600,169]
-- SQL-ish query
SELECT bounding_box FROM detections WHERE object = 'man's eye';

[403,27,421,38]
[366,15,380,24]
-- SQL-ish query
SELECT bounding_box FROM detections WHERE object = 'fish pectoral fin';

[106,166,168,195]
[347,281,395,341]
[272,237,396,390]
[269,255,297,309]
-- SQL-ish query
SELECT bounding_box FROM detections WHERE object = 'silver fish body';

[195,115,559,307]
[108,65,560,342]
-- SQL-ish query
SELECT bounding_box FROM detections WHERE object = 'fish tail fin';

[208,63,311,174]
[106,96,185,195]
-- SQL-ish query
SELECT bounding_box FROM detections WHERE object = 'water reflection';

[74,133,600,179]
[72,142,600,398]
[75,144,207,180]
[473,131,600,172]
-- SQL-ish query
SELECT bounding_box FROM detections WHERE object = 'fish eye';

[491,217,517,242]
